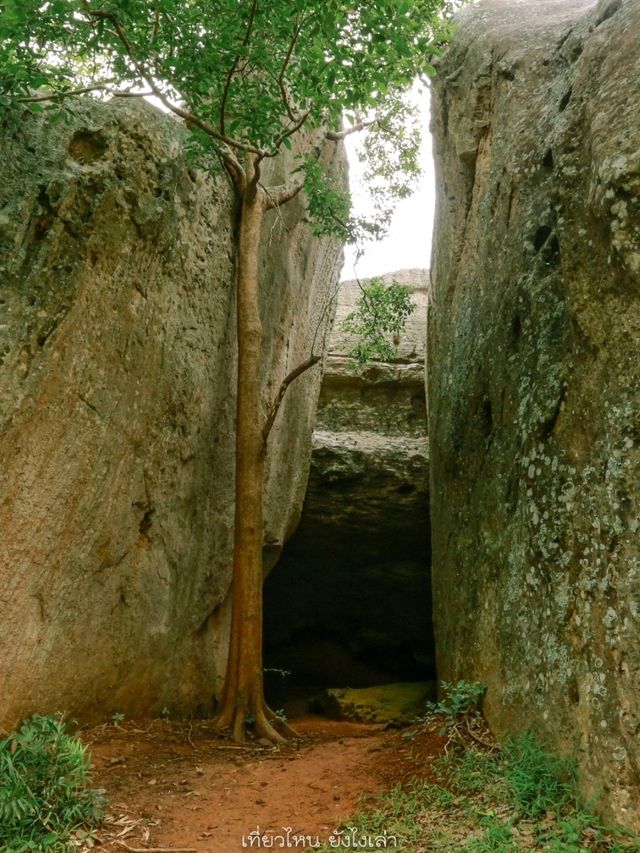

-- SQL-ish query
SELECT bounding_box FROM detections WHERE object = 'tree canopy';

[0,0,449,242]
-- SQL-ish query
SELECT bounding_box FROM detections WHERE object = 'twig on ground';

[104,760,127,773]
[185,720,197,751]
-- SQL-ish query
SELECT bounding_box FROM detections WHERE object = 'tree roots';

[213,697,298,745]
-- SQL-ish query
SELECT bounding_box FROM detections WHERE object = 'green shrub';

[424,680,486,727]
[340,277,415,365]
[0,714,105,852]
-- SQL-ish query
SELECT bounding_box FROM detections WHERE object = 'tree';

[341,277,416,365]
[0,0,449,743]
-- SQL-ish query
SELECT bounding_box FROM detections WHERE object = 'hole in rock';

[480,397,493,438]
[510,312,522,347]
[396,483,416,496]
[68,130,108,164]
[542,233,561,268]
[138,508,154,542]
[558,89,572,112]
[596,0,622,26]
[533,224,552,252]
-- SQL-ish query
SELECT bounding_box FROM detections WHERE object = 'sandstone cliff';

[429,0,640,828]
[264,270,433,693]
[0,98,345,726]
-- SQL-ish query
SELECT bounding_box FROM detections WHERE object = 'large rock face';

[429,0,640,828]
[0,99,344,726]
[264,270,434,697]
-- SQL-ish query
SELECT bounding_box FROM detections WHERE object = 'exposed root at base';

[212,700,299,745]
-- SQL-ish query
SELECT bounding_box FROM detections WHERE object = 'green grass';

[315,728,639,852]
[0,714,105,852]
[501,731,577,819]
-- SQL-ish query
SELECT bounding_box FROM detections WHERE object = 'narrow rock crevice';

[264,270,435,716]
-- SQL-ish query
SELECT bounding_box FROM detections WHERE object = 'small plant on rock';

[0,714,105,852]
[341,277,415,365]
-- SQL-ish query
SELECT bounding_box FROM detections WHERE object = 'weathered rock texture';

[0,98,345,726]
[429,0,640,828]
[264,270,433,692]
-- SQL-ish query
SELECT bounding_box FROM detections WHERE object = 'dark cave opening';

[263,511,436,718]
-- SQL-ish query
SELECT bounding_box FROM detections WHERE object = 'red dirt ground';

[84,715,446,853]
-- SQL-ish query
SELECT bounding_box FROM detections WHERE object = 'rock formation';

[0,98,345,726]
[264,270,433,700]
[310,682,435,726]
[429,0,640,828]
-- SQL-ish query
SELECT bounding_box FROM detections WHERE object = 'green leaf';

[0,0,450,178]
[340,278,415,366]
[0,715,105,849]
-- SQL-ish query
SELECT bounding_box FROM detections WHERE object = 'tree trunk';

[213,166,293,744]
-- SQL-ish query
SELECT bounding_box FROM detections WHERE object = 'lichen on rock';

[428,0,640,830]
[311,682,436,725]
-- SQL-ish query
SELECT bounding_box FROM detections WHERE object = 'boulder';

[429,0,640,829]
[0,98,345,726]
[310,682,436,725]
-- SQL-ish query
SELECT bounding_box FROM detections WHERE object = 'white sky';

[146,84,436,283]
[341,89,436,282]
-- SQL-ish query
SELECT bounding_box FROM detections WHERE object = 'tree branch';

[151,5,160,42]
[81,4,264,160]
[19,83,112,102]
[262,355,321,441]
[262,180,304,210]
[249,152,262,191]
[276,17,303,120]
[114,843,196,853]
[222,150,246,189]
[219,59,240,138]
[20,84,244,187]
[267,107,312,157]
[220,0,258,135]
[326,118,376,141]
[112,89,155,99]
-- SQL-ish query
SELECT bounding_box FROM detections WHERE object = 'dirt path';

[85,716,445,852]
